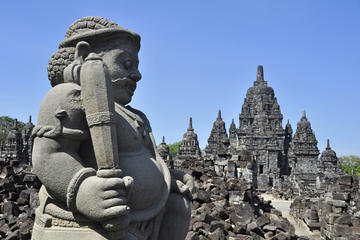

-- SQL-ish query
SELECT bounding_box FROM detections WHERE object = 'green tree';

[0,116,25,144]
[168,141,181,158]
[339,155,360,177]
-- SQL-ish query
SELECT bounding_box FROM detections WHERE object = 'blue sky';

[1,1,359,156]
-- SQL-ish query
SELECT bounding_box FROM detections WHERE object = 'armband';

[66,167,96,211]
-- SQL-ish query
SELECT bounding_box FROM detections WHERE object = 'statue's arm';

[32,134,92,204]
[32,135,130,225]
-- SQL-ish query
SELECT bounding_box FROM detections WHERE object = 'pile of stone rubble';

[0,157,318,240]
[186,167,308,240]
[0,159,40,240]
[290,175,360,239]
[318,175,360,239]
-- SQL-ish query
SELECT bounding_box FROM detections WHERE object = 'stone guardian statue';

[31,16,193,240]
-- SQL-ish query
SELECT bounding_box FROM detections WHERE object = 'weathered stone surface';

[229,235,253,240]
[0,159,41,240]
[238,66,285,191]
[333,192,350,201]
[332,200,347,208]
[30,16,193,240]
[157,136,174,169]
[180,164,301,240]
[175,117,202,168]
[291,170,360,240]
[263,231,273,239]
[287,110,320,194]
[317,139,343,176]
[256,215,270,227]
[208,227,225,240]
[205,110,230,157]
[185,231,199,240]
[262,224,276,232]
[0,118,33,166]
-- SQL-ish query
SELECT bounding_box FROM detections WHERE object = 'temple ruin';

[174,117,201,168]
[0,117,34,165]
[168,65,343,196]
[157,136,174,169]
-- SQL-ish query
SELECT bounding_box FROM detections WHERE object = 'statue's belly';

[118,149,166,211]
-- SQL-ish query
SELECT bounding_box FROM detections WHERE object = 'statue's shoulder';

[125,106,152,132]
[37,83,86,129]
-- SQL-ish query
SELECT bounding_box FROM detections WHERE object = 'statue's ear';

[75,41,91,63]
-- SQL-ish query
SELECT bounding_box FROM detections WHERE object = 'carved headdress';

[47,16,140,87]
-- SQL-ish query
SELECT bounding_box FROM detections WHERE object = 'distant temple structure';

[0,116,34,165]
[287,111,320,192]
[205,110,229,157]
[204,110,231,176]
[157,136,173,169]
[174,117,201,168]
[317,139,342,175]
[22,116,34,162]
[237,65,286,191]
[171,65,343,195]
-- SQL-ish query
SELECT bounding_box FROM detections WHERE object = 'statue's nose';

[130,70,142,82]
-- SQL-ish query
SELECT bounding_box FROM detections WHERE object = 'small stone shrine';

[157,136,173,169]
[22,116,34,163]
[175,117,201,168]
[317,139,342,176]
[0,117,34,165]
[283,120,293,174]
[287,110,320,193]
[205,110,230,157]
[228,118,238,149]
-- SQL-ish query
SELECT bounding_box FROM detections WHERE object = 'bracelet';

[66,168,96,211]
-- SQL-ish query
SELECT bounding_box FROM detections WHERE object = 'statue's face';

[99,40,141,105]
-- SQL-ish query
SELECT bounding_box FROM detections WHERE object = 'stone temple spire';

[229,118,237,147]
[286,112,321,191]
[230,118,236,132]
[284,119,293,158]
[326,138,331,150]
[188,117,193,131]
[238,65,285,191]
[285,120,293,135]
[158,136,172,168]
[12,119,18,130]
[239,65,284,143]
[22,115,35,164]
[318,138,342,175]
[256,65,264,82]
[290,111,319,156]
[4,118,23,161]
[177,118,201,160]
[288,111,320,179]
[205,110,229,156]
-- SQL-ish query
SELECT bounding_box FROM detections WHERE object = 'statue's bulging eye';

[124,60,132,70]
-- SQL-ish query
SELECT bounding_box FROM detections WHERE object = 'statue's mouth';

[125,80,137,93]
[113,78,137,96]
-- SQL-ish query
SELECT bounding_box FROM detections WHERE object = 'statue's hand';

[75,169,133,226]
[170,170,194,200]
[182,173,194,194]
